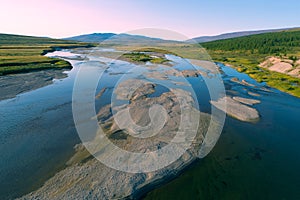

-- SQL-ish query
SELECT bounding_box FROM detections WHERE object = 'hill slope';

[0,33,81,45]
[202,29,300,97]
[192,27,299,43]
[63,33,116,43]
[202,29,300,54]
[63,33,176,45]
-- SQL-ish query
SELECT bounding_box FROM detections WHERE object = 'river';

[0,48,299,199]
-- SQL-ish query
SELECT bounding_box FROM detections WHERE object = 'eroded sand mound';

[259,56,300,78]
[211,96,260,122]
[268,62,293,73]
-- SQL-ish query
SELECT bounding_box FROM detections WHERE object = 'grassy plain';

[0,34,94,75]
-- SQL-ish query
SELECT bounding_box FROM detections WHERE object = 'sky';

[0,0,300,40]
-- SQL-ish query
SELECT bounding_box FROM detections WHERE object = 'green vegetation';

[201,30,300,97]
[237,65,300,96]
[137,47,178,56]
[116,43,210,60]
[202,30,300,55]
[0,33,92,46]
[0,34,94,75]
[121,52,169,64]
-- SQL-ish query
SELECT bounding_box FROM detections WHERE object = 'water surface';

[144,63,300,200]
[0,49,299,200]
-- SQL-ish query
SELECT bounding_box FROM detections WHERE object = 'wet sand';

[0,69,69,101]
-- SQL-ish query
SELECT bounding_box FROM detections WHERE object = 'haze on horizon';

[1,0,300,40]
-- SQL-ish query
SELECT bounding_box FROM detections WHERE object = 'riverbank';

[201,30,300,98]
[0,34,95,100]
[0,68,69,100]
[217,59,300,98]
[0,33,94,75]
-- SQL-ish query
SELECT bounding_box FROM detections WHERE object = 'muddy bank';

[232,96,260,105]
[0,69,68,101]
[211,96,260,122]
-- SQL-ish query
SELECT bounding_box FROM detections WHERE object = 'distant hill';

[190,27,300,43]
[201,29,300,55]
[63,33,116,43]
[0,33,78,45]
[63,33,177,45]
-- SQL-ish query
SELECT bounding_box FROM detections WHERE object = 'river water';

[144,67,300,199]
[0,49,299,199]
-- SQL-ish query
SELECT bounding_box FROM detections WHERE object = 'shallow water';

[0,49,299,199]
[144,64,300,200]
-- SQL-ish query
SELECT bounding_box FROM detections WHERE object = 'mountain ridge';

[190,27,300,43]
[63,33,177,44]
[62,27,300,44]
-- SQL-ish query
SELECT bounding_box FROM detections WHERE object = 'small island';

[211,96,260,122]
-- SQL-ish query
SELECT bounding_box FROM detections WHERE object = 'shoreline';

[0,45,95,101]
[131,158,202,200]
[0,44,93,76]
[220,61,300,98]
[0,68,69,101]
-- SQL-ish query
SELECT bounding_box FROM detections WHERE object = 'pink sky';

[1,0,299,40]
[0,0,201,39]
[0,0,136,38]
